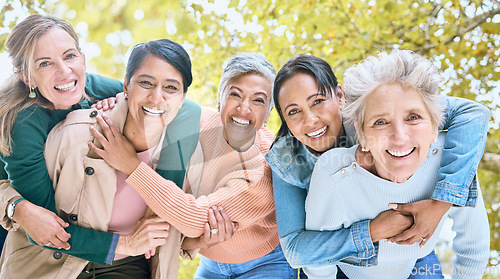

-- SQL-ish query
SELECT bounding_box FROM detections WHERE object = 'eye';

[65,53,77,60]
[374,119,387,126]
[408,114,421,121]
[288,109,299,116]
[253,98,265,104]
[138,80,154,88]
[229,92,241,98]
[39,61,49,68]
[164,85,179,94]
[312,98,325,105]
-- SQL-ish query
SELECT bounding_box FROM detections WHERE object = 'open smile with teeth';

[387,147,415,157]
[232,116,251,127]
[142,106,166,116]
[54,81,76,91]
[306,126,327,138]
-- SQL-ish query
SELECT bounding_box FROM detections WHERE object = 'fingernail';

[388,203,397,209]
[209,208,213,213]
[212,206,217,211]
[386,239,392,243]
[218,206,223,211]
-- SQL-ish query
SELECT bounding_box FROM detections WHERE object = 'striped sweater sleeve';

[126,162,274,238]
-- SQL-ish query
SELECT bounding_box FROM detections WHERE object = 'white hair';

[218,52,276,113]
[342,49,445,143]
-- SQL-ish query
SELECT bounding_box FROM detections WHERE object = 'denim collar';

[265,121,357,189]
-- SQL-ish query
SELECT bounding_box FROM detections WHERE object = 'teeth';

[387,148,414,157]
[306,126,327,138]
[55,81,76,91]
[232,117,250,127]
[142,106,166,115]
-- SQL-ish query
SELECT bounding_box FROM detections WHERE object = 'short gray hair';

[218,52,276,112]
[342,49,445,143]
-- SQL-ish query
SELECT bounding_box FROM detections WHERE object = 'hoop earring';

[28,87,37,99]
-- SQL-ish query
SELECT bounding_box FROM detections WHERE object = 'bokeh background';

[1,0,499,278]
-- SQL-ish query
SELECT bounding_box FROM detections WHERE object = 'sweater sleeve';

[126,162,275,238]
[0,108,115,265]
[85,73,123,100]
[449,183,490,279]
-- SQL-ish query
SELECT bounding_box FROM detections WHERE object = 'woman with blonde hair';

[0,14,201,276]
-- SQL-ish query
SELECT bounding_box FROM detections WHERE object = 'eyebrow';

[283,93,322,112]
[34,48,78,63]
[137,74,181,85]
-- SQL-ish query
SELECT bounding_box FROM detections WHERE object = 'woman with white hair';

[91,52,298,277]
[304,49,490,278]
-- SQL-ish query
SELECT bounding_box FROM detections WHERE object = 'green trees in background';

[1,0,499,275]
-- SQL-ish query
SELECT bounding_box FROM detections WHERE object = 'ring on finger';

[44,241,52,247]
[210,228,219,234]
[420,237,426,242]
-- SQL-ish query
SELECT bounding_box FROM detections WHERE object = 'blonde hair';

[0,14,81,156]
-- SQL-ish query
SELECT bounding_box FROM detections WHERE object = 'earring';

[264,122,268,127]
[29,87,36,99]
[123,92,128,99]
[361,146,369,152]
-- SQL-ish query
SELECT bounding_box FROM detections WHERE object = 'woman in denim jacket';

[265,54,489,277]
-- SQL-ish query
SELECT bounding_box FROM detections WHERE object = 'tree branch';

[445,6,500,44]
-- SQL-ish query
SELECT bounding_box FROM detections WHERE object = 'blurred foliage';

[1,0,499,276]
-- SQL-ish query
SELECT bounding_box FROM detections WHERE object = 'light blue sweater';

[304,134,490,279]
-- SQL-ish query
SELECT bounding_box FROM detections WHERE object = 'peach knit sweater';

[126,107,279,263]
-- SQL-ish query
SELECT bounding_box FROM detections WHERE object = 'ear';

[18,73,30,87]
[122,76,129,97]
[336,84,344,106]
[354,120,365,146]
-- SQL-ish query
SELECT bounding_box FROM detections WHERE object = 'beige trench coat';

[0,93,184,279]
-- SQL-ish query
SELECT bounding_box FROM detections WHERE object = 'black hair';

[125,39,192,93]
[273,54,339,144]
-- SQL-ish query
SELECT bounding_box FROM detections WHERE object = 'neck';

[225,133,256,153]
[123,114,164,152]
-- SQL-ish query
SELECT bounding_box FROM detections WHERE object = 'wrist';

[9,197,28,223]
[125,159,141,177]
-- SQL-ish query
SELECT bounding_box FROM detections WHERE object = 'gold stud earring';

[361,146,369,152]
[28,88,37,99]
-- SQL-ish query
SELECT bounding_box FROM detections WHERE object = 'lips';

[231,116,251,127]
[54,81,76,91]
[142,106,166,116]
[306,126,327,138]
[387,147,415,157]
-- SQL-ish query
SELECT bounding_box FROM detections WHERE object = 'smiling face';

[28,27,86,110]
[124,55,185,133]
[219,73,272,150]
[278,72,344,153]
[361,83,438,183]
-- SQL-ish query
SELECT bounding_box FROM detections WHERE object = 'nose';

[391,121,409,142]
[304,109,319,128]
[150,87,165,105]
[56,61,72,76]
[236,99,251,115]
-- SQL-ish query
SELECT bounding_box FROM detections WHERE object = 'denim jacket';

[265,96,490,268]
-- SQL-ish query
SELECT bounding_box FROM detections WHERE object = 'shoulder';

[257,126,275,154]
[85,73,123,99]
[314,145,358,177]
[200,107,221,130]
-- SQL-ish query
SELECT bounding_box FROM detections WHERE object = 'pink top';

[108,149,151,260]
